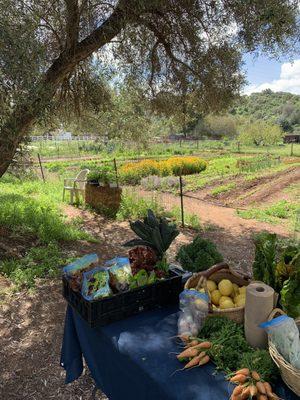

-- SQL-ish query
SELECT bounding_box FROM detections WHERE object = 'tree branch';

[65,0,80,50]
[143,20,198,78]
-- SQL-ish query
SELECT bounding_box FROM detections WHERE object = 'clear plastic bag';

[178,289,209,337]
[261,315,300,369]
[63,253,98,291]
[105,257,132,292]
[63,253,98,277]
[81,266,112,301]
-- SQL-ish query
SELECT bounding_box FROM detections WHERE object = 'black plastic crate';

[62,269,184,328]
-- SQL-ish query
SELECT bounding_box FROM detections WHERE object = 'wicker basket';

[184,262,251,324]
[267,308,300,396]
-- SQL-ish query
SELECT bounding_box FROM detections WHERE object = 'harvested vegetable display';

[63,253,99,292]
[227,367,281,400]
[176,236,223,272]
[81,267,111,300]
[252,232,277,290]
[189,277,247,310]
[281,271,300,318]
[105,257,132,292]
[129,269,157,289]
[174,316,279,384]
[124,209,179,282]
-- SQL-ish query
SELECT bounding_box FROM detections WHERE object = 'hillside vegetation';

[230,90,300,133]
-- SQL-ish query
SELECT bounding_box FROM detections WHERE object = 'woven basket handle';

[202,262,251,281]
[201,262,230,278]
[268,308,285,321]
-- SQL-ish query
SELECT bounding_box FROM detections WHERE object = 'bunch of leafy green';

[199,316,251,372]
[252,232,277,290]
[176,236,223,272]
[281,268,300,318]
[124,209,179,260]
[239,350,279,383]
[129,269,157,289]
[276,244,300,289]
[198,316,278,380]
[87,271,108,295]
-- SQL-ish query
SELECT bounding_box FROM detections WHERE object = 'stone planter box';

[85,183,122,217]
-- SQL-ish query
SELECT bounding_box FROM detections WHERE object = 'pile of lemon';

[199,279,247,309]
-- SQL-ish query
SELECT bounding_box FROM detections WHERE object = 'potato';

[211,289,222,306]
[207,280,217,292]
[239,286,247,295]
[218,279,233,296]
[220,299,235,309]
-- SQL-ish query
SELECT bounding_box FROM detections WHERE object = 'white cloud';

[244,59,300,95]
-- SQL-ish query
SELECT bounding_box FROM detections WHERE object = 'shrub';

[176,235,223,272]
[119,156,207,184]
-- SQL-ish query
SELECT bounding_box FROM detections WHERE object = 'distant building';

[284,134,300,144]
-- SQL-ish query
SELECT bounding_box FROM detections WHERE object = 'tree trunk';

[0,0,134,178]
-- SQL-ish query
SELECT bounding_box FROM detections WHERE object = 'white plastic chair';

[63,169,90,204]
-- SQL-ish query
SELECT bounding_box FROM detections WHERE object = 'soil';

[190,165,300,208]
[0,193,295,400]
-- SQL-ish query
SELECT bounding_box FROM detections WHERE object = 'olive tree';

[0,0,299,176]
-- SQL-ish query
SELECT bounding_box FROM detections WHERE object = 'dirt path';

[139,189,290,238]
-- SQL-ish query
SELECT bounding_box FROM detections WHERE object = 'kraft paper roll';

[244,282,275,349]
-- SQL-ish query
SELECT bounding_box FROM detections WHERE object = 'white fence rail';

[30,135,97,142]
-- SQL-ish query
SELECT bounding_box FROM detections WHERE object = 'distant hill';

[229,90,300,133]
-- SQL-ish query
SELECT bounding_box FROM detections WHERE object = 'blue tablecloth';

[61,305,297,400]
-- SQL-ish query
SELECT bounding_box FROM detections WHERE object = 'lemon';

[232,283,240,296]
[235,294,246,307]
[239,286,247,295]
[219,295,232,305]
[211,289,222,306]
[220,299,235,309]
[207,280,217,292]
[218,279,233,296]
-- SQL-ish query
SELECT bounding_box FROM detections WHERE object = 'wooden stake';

[37,153,45,182]
[179,175,184,227]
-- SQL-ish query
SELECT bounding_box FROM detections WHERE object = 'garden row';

[87,156,207,186]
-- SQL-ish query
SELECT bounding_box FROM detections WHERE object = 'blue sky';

[243,53,300,95]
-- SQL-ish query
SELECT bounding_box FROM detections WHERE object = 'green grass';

[0,175,94,288]
[0,178,91,243]
[0,243,71,288]
[237,200,299,231]
[211,183,236,196]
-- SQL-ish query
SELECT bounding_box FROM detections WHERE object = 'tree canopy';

[0,0,299,176]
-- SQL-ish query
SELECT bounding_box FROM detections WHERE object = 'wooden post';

[291,142,294,156]
[197,140,199,150]
[179,175,184,227]
[180,139,182,147]
[113,158,119,187]
[237,141,240,153]
[37,154,45,183]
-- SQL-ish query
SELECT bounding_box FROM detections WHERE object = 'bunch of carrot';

[228,368,281,400]
[175,337,211,370]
